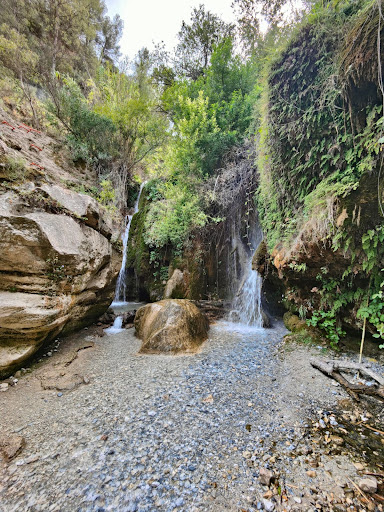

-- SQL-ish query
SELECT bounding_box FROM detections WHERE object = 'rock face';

[163,269,188,299]
[0,187,119,377]
[134,299,209,354]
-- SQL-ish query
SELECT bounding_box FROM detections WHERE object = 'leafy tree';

[96,14,123,65]
[47,74,117,162]
[0,25,40,124]
[232,0,309,56]
[175,4,235,80]
[1,0,122,80]
[151,43,176,89]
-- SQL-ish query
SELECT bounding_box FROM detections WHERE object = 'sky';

[105,0,236,59]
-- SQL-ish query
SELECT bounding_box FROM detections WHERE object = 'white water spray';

[228,260,263,327]
[104,315,124,335]
[112,182,146,306]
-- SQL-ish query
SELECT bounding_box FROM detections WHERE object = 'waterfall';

[104,315,124,335]
[228,261,263,327]
[112,182,146,306]
[227,221,264,328]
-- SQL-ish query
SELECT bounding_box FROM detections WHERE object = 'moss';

[252,240,267,272]
[125,185,165,301]
[256,2,384,346]
[283,312,306,332]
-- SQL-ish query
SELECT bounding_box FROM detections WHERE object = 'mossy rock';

[283,312,307,332]
[252,240,268,273]
[283,312,324,344]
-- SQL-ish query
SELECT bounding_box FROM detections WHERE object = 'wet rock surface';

[0,321,383,511]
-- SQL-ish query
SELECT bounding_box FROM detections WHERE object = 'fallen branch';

[332,361,384,386]
[310,358,384,402]
[347,477,370,504]
[358,424,384,436]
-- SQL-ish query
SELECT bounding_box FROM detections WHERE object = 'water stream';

[228,261,263,327]
[106,182,146,334]
[227,221,264,328]
[113,182,146,306]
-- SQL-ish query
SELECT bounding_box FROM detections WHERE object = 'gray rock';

[358,477,377,494]
[262,499,275,511]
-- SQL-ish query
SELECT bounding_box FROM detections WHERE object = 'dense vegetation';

[0,0,383,348]
[257,0,384,347]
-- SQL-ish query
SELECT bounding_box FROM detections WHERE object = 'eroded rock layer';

[0,112,120,376]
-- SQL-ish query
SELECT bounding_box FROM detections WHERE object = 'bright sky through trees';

[105,0,235,58]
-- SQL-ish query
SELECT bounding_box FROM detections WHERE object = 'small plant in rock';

[1,155,28,182]
[288,262,307,273]
[45,256,67,283]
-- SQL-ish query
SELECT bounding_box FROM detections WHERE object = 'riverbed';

[0,321,382,511]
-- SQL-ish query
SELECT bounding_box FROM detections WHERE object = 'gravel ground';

[0,321,383,512]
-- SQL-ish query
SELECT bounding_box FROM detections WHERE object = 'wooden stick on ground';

[359,424,384,436]
[347,477,370,504]
[310,359,384,402]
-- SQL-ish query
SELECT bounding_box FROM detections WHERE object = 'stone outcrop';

[134,299,209,354]
[0,187,120,376]
[163,269,188,299]
[0,113,120,376]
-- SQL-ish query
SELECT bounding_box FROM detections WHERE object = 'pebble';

[259,467,273,486]
[262,498,275,511]
[0,322,375,512]
[358,477,377,494]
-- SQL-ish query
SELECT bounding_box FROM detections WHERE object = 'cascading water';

[228,261,263,327]
[112,182,146,306]
[104,315,123,335]
[227,221,264,328]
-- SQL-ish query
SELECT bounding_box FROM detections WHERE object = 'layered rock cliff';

[0,109,120,376]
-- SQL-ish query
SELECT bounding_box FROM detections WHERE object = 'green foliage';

[91,64,167,171]
[49,75,116,163]
[1,155,28,182]
[256,2,374,248]
[144,184,207,257]
[175,5,235,80]
[45,256,66,283]
[1,0,121,79]
[288,262,307,272]
[98,179,116,211]
[144,35,259,258]
[48,64,167,208]
[257,0,384,346]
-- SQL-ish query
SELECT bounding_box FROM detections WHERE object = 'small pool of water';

[110,301,145,313]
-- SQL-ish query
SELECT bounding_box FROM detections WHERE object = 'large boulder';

[0,188,120,377]
[135,299,209,354]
